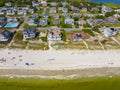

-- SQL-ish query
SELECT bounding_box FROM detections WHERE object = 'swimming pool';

[5,22,19,28]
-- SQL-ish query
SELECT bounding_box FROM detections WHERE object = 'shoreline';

[0,67,120,79]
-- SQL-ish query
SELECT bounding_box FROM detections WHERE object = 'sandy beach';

[0,49,120,70]
[0,49,120,78]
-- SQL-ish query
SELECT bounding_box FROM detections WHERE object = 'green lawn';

[28,43,49,50]
[8,31,28,49]
[35,7,44,14]
[0,76,120,90]
[52,42,87,50]
[82,29,95,36]
[105,3,120,8]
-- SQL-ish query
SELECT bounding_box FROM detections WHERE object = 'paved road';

[17,27,92,32]
[42,7,46,15]
[17,26,120,32]
[36,27,91,32]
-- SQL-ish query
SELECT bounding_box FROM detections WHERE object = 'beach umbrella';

[25,62,29,66]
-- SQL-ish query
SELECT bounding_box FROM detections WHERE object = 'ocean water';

[91,0,120,4]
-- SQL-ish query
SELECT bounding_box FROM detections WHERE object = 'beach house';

[0,30,12,41]
[5,2,13,7]
[81,8,87,12]
[67,33,89,41]
[0,9,5,15]
[65,18,74,25]
[43,14,49,18]
[48,27,62,41]
[17,9,27,15]
[32,1,40,7]
[105,16,118,24]
[104,28,118,37]
[72,7,80,13]
[61,2,68,7]
[63,8,68,13]
[91,7,99,12]
[28,9,34,14]
[7,17,19,22]
[99,27,118,37]
[0,17,6,22]
[40,0,47,6]
[87,19,104,27]
[102,6,112,13]
[0,22,6,27]
[6,9,16,15]
[52,19,60,25]
[74,14,82,19]
[50,2,58,6]
[50,7,56,13]
[64,14,71,19]
[78,20,86,28]
[27,18,38,26]
[53,14,60,19]
[39,19,48,26]
[23,28,37,39]
[115,9,120,13]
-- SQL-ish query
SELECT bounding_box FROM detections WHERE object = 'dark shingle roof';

[0,30,11,38]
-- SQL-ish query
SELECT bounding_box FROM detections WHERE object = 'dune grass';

[0,76,120,90]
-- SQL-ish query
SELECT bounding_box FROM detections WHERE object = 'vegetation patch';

[1,76,120,90]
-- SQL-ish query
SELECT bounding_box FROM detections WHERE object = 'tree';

[61,29,66,41]
[0,0,4,6]
[74,17,79,21]
[65,24,72,28]
[92,26,101,33]
[83,23,91,28]
[94,15,105,19]
[24,23,29,28]
[118,17,120,21]
[72,1,80,7]
[105,11,115,17]
[75,22,79,28]
[41,36,47,42]
[83,16,89,20]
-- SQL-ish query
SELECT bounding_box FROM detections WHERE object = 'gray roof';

[39,19,48,26]
[61,2,68,6]
[23,28,36,39]
[91,7,99,12]
[5,2,13,6]
[52,20,60,25]
[104,28,117,37]
[82,8,87,12]
[0,22,6,27]
[23,28,36,35]
[50,7,56,13]
[0,30,11,38]
[50,2,58,6]
[53,14,59,19]
[0,17,6,21]
[64,14,71,19]
[78,20,86,25]
[72,7,79,13]
[87,19,104,26]
[105,17,118,24]
[102,6,112,13]
[74,14,82,18]
[43,14,49,18]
